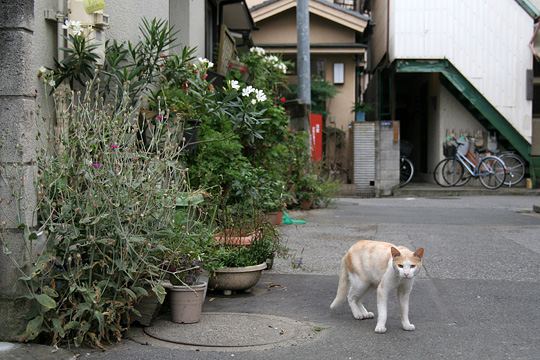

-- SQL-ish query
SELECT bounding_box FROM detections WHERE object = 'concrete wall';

[369,0,388,70]
[252,8,355,45]
[389,0,533,142]
[425,77,486,174]
[169,0,206,58]
[0,0,37,340]
[105,0,169,44]
[324,53,356,130]
[376,121,399,196]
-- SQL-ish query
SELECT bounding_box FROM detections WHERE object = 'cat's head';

[390,247,424,279]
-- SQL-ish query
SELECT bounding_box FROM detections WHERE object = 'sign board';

[310,113,323,162]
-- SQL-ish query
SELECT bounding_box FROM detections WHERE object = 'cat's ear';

[414,248,424,259]
[390,247,401,258]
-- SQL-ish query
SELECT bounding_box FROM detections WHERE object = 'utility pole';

[296,0,311,107]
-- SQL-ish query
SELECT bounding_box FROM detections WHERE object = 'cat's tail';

[330,256,348,309]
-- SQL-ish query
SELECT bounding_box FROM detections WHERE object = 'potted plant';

[295,174,320,210]
[259,178,287,226]
[161,199,214,324]
[165,254,207,324]
[206,221,282,295]
[351,102,374,122]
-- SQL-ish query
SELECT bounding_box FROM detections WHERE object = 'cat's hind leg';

[348,277,373,320]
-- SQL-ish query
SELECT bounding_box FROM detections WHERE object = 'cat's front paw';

[364,312,374,319]
[374,325,387,333]
[402,323,415,331]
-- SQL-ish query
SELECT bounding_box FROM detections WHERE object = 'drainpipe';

[57,0,66,62]
[297,0,311,106]
[297,0,311,138]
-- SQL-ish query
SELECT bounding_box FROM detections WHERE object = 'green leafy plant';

[19,74,194,347]
[204,221,283,272]
[351,102,374,114]
[53,18,176,104]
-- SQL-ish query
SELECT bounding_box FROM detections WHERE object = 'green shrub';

[19,76,190,347]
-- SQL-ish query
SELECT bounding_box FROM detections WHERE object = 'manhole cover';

[137,312,319,350]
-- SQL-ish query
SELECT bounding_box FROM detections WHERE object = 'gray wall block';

[0,231,29,296]
[0,98,37,163]
[0,296,31,341]
[0,0,34,30]
[0,31,35,97]
[0,163,37,229]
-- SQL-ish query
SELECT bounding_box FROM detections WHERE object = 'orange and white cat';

[330,240,424,333]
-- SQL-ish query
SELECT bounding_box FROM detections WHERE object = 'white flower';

[48,79,56,87]
[275,62,287,73]
[38,66,47,75]
[242,85,255,97]
[197,57,213,68]
[255,89,267,102]
[62,20,82,36]
[229,80,240,90]
[249,47,266,56]
[251,99,257,105]
[264,55,279,63]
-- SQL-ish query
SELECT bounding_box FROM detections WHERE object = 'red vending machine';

[309,113,323,162]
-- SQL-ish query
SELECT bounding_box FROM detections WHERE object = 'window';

[333,0,356,11]
[333,63,345,84]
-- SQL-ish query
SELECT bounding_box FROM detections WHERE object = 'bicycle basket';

[443,143,457,157]
[400,141,413,157]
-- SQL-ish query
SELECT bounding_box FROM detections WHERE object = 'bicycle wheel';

[499,153,525,186]
[400,157,414,187]
[478,156,506,190]
[433,158,452,187]
[454,169,472,187]
[442,157,464,186]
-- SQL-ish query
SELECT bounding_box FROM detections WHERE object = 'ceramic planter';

[214,229,261,246]
[168,281,207,324]
[208,263,267,295]
[133,291,162,326]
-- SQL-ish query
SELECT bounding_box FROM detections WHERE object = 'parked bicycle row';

[432,136,525,190]
[398,137,526,189]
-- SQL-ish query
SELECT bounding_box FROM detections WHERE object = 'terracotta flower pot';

[300,199,313,210]
[214,229,261,246]
[168,281,207,324]
[208,263,267,295]
[265,210,283,225]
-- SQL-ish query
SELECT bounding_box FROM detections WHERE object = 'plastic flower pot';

[168,281,207,324]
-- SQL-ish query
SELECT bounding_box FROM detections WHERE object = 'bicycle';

[400,141,414,187]
[492,151,525,187]
[434,136,507,189]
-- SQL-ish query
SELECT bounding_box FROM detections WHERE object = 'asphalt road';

[82,196,540,360]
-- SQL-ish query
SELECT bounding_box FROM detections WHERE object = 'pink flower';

[91,162,103,169]
[280,97,286,103]
[110,144,119,150]
[155,114,164,122]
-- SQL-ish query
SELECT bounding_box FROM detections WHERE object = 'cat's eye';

[398,264,403,268]
[410,265,416,268]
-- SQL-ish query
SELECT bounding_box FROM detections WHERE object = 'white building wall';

[389,0,533,143]
[105,0,170,44]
